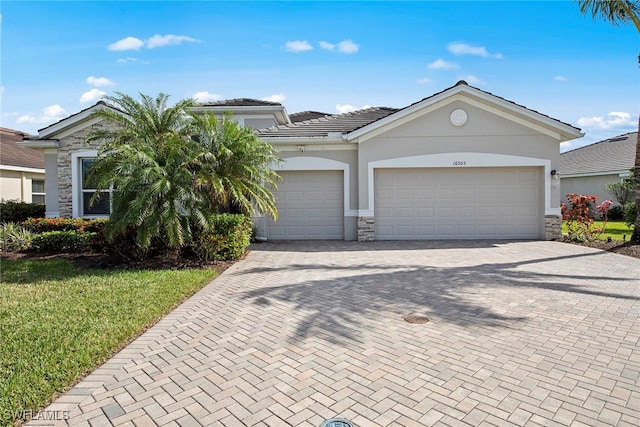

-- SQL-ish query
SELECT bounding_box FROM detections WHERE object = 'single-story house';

[19,81,583,241]
[560,132,636,205]
[0,127,46,203]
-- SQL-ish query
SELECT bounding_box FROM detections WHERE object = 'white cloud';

[577,111,635,130]
[79,88,106,103]
[86,76,114,87]
[319,41,335,51]
[108,34,199,51]
[447,42,503,59]
[554,76,568,82]
[417,77,433,84]
[261,94,286,103]
[285,40,313,52]
[17,104,68,124]
[318,39,359,53]
[462,75,486,85]
[335,104,371,114]
[337,39,359,54]
[109,36,145,51]
[192,91,222,103]
[427,59,459,70]
[146,34,199,49]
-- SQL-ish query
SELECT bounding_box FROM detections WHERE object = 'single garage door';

[375,167,542,240]
[267,170,344,240]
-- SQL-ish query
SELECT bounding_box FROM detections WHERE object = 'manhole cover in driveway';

[320,419,354,427]
[404,315,429,324]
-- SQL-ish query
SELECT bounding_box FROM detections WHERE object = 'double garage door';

[375,167,542,240]
[266,167,542,240]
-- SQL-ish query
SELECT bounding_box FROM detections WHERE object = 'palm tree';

[576,0,640,241]
[187,112,280,220]
[86,92,279,255]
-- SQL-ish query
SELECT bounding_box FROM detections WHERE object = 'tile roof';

[256,107,399,138]
[199,98,282,107]
[560,132,636,175]
[289,111,330,123]
[0,127,44,169]
[399,80,581,133]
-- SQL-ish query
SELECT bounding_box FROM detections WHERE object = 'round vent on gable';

[450,109,468,126]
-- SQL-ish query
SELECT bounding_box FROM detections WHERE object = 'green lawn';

[0,259,218,427]
[562,220,634,241]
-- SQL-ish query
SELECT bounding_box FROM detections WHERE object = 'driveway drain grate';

[320,419,354,427]
[404,315,429,324]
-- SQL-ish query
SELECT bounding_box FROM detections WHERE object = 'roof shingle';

[0,127,44,169]
[560,132,636,175]
[256,107,398,138]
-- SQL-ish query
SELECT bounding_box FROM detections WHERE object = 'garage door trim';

[276,156,356,216]
[363,152,553,216]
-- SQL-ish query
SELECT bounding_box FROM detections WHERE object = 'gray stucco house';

[560,132,636,206]
[20,81,583,241]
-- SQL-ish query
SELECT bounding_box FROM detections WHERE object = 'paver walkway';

[28,241,640,426]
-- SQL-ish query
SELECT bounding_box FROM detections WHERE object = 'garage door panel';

[267,170,344,240]
[375,167,542,240]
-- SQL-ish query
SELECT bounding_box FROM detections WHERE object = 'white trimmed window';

[80,158,111,216]
[31,180,45,204]
[72,151,111,218]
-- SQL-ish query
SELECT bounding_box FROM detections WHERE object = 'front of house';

[20,81,583,241]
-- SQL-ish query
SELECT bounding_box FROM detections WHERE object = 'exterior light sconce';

[551,169,560,188]
[298,145,305,152]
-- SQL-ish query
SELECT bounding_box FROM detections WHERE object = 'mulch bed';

[560,239,640,260]
[1,250,238,272]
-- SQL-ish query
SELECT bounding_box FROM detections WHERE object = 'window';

[31,180,45,204]
[80,158,110,216]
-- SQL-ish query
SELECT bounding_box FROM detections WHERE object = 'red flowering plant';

[561,194,611,242]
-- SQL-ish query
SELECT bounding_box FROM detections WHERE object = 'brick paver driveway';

[30,241,640,427]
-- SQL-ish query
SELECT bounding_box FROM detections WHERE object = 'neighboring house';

[560,132,636,205]
[20,81,583,241]
[0,127,46,203]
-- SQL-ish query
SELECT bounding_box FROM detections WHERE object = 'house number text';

[452,161,467,166]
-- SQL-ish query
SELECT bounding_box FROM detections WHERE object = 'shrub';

[561,193,611,242]
[0,223,34,252]
[190,214,252,261]
[22,217,107,233]
[0,201,45,224]
[31,231,95,253]
[604,180,635,206]
[606,205,624,221]
[624,202,637,228]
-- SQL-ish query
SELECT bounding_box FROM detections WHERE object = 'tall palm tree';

[576,0,640,241]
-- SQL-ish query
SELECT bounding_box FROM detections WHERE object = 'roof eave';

[346,83,583,142]
[18,139,59,149]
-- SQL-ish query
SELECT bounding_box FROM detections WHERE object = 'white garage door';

[267,170,344,240]
[375,167,542,240]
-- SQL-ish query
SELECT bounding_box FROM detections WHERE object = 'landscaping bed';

[561,238,640,260]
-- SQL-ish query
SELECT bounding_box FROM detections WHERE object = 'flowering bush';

[22,217,107,233]
[561,194,611,241]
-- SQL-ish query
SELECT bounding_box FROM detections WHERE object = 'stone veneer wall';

[357,217,375,242]
[57,122,117,217]
[544,215,562,240]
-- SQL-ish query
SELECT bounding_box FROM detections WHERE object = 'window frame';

[71,151,111,218]
[31,179,45,204]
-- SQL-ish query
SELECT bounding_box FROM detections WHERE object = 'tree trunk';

[632,115,640,241]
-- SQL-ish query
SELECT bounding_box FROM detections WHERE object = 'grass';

[562,220,634,241]
[0,259,218,426]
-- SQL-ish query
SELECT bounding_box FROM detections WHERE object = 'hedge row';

[0,201,45,224]
[1,214,251,261]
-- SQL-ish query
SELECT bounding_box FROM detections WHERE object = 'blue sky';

[1,1,638,151]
